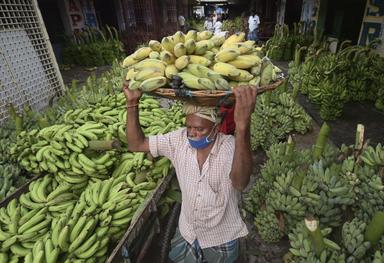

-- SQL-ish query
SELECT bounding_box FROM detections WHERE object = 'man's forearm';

[230,126,253,191]
[126,104,146,151]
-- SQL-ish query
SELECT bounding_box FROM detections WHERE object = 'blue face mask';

[188,125,217,149]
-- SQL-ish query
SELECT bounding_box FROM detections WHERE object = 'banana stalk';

[87,140,121,151]
[364,211,384,246]
[313,122,331,160]
[305,217,325,256]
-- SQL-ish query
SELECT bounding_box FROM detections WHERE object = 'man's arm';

[123,81,150,152]
[229,87,257,191]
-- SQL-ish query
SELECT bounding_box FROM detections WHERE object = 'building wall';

[358,0,384,55]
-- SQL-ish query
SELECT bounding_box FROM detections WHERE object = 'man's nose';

[189,128,197,137]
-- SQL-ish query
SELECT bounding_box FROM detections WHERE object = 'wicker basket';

[150,77,285,106]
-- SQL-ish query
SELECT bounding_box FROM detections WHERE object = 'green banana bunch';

[254,208,283,242]
[250,86,312,150]
[287,221,345,263]
[353,166,384,222]
[372,250,384,263]
[0,163,24,201]
[360,144,384,167]
[341,218,371,261]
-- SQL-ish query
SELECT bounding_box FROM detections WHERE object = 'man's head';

[183,104,221,146]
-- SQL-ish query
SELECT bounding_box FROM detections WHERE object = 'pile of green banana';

[250,83,312,150]
[0,140,171,262]
[158,177,181,218]
[254,207,283,242]
[0,125,27,202]
[0,164,24,202]
[289,39,384,120]
[122,30,282,91]
[0,60,185,261]
[0,171,164,262]
[244,123,384,261]
[265,23,313,61]
[285,220,345,263]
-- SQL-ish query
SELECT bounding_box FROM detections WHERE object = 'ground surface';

[59,62,383,262]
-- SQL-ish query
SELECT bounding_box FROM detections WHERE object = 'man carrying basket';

[123,82,257,263]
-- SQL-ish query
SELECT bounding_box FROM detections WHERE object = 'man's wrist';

[235,124,250,134]
[126,100,139,107]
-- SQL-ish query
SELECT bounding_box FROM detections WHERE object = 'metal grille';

[0,0,64,123]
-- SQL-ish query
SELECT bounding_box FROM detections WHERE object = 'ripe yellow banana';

[249,76,261,86]
[133,59,166,72]
[128,79,141,90]
[175,55,190,70]
[228,69,254,82]
[165,65,179,79]
[134,67,164,81]
[174,43,187,58]
[161,37,175,53]
[133,47,152,60]
[188,55,211,66]
[178,72,214,90]
[185,39,196,55]
[210,35,225,47]
[122,55,138,68]
[196,40,214,50]
[194,42,209,55]
[172,31,185,43]
[197,30,213,41]
[251,64,262,75]
[260,59,274,85]
[125,68,138,81]
[185,30,198,42]
[149,51,160,59]
[213,62,241,78]
[149,40,162,52]
[203,51,215,61]
[160,51,176,65]
[214,78,231,90]
[215,48,240,62]
[225,43,253,54]
[227,56,259,69]
[139,76,167,91]
[187,64,221,80]
[221,32,246,49]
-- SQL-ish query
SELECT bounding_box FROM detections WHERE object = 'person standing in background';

[248,10,260,41]
[178,15,186,33]
[212,12,218,25]
[204,15,214,32]
[213,15,223,35]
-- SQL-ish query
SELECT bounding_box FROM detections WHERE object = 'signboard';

[358,0,384,55]
[64,0,98,32]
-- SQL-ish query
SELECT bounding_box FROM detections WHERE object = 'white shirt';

[213,21,222,34]
[178,15,185,26]
[248,15,260,32]
[149,128,248,248]
[204,20,213,32]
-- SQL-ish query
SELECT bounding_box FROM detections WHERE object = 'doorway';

[285,0,304,28]
[324,0,366,44]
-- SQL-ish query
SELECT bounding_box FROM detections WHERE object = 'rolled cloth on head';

[182,103,221,124]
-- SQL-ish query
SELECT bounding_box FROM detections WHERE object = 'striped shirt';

[149,128,248,248]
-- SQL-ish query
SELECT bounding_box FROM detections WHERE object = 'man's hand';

[123,80,142,106]
[233,86,257,131]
